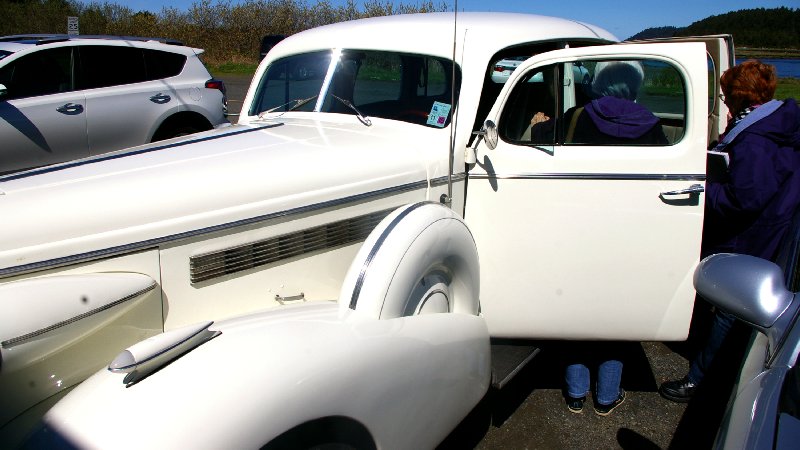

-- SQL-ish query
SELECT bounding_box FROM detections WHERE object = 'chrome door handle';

[149,93,171,104]
[56,103,84,115]
[661,184,705,196]
[274,292,305,304]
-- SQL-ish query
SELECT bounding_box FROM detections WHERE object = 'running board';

[490,340,540,389]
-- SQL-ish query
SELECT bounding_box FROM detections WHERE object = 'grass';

[209,61,259,76]
[776,77,800,100]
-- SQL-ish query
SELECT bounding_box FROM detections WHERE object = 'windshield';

[249,49,461,127]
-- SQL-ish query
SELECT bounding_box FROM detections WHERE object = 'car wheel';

[338,202,480,320]
[262,418,376,450]
[159,125,202,140]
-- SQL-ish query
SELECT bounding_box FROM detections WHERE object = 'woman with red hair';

[660,60,800,403]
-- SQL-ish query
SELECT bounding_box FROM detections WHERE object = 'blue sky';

[120,0,795,40]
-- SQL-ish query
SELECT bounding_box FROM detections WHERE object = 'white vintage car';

[0,12,733,448]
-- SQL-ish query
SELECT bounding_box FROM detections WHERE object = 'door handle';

[660,184,705,197]
[274,292,305,304]
[56,103,84,115]
[149,93,171,104]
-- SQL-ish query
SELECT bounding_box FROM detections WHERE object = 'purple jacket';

[702,98,800,261]
[571,97,668,144]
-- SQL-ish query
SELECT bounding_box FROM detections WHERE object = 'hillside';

[628,6,799,51]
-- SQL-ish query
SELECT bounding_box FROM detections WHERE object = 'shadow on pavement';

[668,320,752,449]
[438,340,665,449]
[617,428,661,449]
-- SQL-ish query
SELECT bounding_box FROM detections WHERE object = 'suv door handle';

[56,103,84,115]
[149,94,171,104]
[661,184,705,197]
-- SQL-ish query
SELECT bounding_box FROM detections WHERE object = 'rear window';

[0,50,13,61]
[143,49,186,79]
[78,45,147,89]
[77,46,186,89]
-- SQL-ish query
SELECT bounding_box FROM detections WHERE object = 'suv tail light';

[205,78,226,95]
[205,78,228,115]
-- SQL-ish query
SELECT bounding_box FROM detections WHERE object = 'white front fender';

[42,303,490,449]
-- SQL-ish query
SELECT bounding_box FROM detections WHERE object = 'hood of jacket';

[584,96,659,139]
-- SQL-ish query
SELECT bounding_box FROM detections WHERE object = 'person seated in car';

[531,60,667,145]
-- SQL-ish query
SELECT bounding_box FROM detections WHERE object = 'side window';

[248,51,331,115]
[0,47,72,99]
[499,65,559,145]
[328,50,460,127]
[143,49,186,80]
[78,46,146,89]
[352,52,401,105]
[500,58,687,146]
[249,50,460,127]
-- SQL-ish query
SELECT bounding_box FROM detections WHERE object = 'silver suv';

[0,35,228,173]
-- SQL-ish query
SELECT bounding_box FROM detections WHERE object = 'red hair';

[720,60,777,113]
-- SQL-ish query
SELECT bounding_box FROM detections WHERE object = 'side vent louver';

[189,209,393,284]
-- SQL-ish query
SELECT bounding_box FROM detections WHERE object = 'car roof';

[269,12,617,62]
[0,34,185,45]
[0,34,200,57]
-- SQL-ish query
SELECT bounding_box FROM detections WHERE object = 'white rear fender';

[339,202,480,320]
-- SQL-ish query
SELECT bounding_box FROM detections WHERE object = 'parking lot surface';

[442,341,693,449]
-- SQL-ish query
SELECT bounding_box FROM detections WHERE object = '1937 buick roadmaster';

[0,12,734,448]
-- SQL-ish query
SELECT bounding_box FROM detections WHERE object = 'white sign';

[67,16,79,35]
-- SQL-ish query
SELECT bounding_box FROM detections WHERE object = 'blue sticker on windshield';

[427,102,452,128]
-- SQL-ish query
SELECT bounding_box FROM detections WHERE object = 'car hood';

[0,116,448,273]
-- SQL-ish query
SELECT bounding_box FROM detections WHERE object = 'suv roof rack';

[0,34,184,46]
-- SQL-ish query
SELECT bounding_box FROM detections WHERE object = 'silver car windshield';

[249,49,461,128]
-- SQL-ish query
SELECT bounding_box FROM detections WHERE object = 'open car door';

[465,42,713,341]
[626,34,735,145]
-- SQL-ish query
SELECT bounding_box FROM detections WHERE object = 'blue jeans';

[687,309,737,385]
[566,359,623,405]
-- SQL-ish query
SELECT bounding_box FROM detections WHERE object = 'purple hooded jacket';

[570,96,668,145]
[702,98,800,260]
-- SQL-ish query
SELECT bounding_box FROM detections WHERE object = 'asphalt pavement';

[441,341,695,449]
[219,73,722,449]
[221,74,252,119]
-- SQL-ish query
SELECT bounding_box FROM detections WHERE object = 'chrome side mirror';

[482,120,498,150]
[694,253,794,333]
[466,120,499,164]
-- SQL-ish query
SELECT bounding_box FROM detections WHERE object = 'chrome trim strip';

[1,178,454,278]
[0,124,283,183]
[469,173,706,181]
[1,281,157,348]
[349,201,432,310]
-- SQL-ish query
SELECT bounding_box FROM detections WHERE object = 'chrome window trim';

[1,280,157,348]
[468,173,706,181]
[0,174,465,278]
